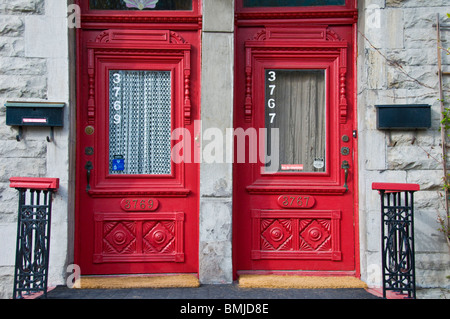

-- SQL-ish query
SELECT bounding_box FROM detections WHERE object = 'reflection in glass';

[243,0,345,7]
[90,0,192,10]
[265,70,326,173]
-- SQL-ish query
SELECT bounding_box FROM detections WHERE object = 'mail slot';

[5,102,65,127]
[375,104,431,130]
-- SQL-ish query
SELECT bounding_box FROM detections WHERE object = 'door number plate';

[120,198,159,212]
[277,195,315,209]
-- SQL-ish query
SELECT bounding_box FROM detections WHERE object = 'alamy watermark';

[171,121,280,173]
[67,4,81,29]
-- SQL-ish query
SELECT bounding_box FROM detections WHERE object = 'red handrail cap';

[9,177,60,190]
[372,182,420,192]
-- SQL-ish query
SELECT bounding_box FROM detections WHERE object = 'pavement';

[40,283,381,299]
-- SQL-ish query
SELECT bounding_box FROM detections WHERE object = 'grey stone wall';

[199,0,234,284]
[358,0,450,289]
[0,0,70,298]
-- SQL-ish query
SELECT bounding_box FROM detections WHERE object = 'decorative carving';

[103,222,136,254]
[299,219,330,250]
[94,212,185,263]
[244,26,348,123]
[339,67,348,124]
[143,221,175,253]
[95,31,110,43]
[87,49,95,123]
[244,48,252,122]
[170,31,187,44]
[326,29,342,42]
[88,29,192,125]
[261,219,292,250]
[252,210,341,261]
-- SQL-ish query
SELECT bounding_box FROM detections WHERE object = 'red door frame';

[233,0,360,279]
[74,1,202,275]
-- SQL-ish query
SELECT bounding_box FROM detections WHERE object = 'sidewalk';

[40,283,381,299]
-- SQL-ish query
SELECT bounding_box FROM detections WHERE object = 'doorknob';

[85,161,93,192]
[341,160,350,192]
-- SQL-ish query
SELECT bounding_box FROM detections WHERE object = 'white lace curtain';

[109,70,172,175]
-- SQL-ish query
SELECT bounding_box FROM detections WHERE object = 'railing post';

[9,177,59,299]
[372,183,420,299]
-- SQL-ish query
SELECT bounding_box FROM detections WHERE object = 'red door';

[234,2,358,276]
[75,1,200,275]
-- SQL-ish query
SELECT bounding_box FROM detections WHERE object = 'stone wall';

[358,0,450,288]
[0,0,70,298]
[199,0,234,284]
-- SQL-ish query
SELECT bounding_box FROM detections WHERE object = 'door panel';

[234,25,357,274]
[75,28,199,275]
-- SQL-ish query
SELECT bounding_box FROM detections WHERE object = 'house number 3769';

[120,198,159,212]
[112,72,122,125]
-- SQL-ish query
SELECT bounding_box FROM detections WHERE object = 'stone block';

[0,157,46,182]
[406,170,443,190]
[0,0,44,14]
[387,145,442,170]
[0,223,17,266]
[199,241,233,284]
[0,56,46,75]
[203,0,234,33]
[359,129,386,170]
[415,252,450,288]
[24,16,67,58]
[0,74,47,99]
[365,49,387,89]
[0,37,24,57]
[0,266,13,299]
[0,16,23,37]
[200,198,232,242]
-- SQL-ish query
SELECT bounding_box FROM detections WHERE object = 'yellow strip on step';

[238,275,368,289]
[74,274,200,289]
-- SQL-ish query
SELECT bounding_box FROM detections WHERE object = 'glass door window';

[90,0,193,10]
[243,0,345,7]
[108,70,172,175]
[265,69,326,173]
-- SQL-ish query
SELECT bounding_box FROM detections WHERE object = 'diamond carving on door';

[252,210,342,261]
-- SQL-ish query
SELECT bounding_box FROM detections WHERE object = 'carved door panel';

[234,23,358,275]
[75,27,200,275]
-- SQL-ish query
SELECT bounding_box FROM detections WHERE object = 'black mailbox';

[5,101,64,127]
[375,104,431,130]
[5,101,65,142]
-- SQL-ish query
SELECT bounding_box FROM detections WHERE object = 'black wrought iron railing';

[9,177,59,299]
[373,183,420,299]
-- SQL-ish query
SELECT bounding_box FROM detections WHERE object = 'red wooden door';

[234,6,358,276]
[75,2,200,275]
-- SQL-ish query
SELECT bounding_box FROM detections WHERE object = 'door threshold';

[238,274,367,289]
[74,273,200,289]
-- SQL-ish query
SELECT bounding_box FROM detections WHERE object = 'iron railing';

[373,183,420,299]
[9,177,59,299]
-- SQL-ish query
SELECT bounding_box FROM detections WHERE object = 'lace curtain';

[109,70,172,175]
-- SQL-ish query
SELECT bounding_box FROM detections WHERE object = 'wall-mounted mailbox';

[375,104,431,130]
[5,101,65,142]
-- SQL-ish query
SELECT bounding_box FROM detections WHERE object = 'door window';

[265,69,326,173]
[90,0,192,10]
[109,70,172,175]
[243,0,345,7]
